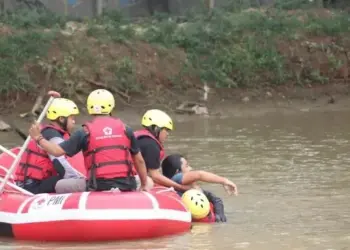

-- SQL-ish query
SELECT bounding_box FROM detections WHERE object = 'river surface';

[0,109,349,250]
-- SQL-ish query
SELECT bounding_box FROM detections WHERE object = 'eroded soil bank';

[0,6,350,124]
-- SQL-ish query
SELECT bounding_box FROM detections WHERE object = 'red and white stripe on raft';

[0,189,191,241]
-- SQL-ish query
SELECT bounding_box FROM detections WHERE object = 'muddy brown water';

[0,109,349,250]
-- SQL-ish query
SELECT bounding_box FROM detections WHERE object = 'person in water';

[161,154,238,222]
[15,98,81,194]
[28,89,149,192]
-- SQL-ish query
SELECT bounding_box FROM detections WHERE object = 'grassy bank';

[0,2,349,108]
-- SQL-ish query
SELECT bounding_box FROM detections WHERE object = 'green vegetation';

[0,8,60,94]
[0,30,56,93]
[0,1,349,99]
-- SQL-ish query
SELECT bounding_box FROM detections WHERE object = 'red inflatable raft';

[0,147,192,242]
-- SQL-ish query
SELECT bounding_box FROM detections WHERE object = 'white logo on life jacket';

[103,127,112,135]
[96,126,122,140]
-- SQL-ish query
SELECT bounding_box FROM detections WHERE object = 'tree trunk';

[206,0,215,10]
[0,0,4,14]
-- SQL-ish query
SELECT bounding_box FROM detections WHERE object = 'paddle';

[0,91,61,195]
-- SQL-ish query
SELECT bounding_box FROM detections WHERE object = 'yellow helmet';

[46,98,79,120]
[86,89,115,115]
[141,109,173,130]
[182,189,210,220]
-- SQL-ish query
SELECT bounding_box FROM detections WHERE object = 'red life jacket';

[83,117,134,181]
[15,124,69,181]
[134,129,165,161]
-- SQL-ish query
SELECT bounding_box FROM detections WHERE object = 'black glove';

[202,189,227,223]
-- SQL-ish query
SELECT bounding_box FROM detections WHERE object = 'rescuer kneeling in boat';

[15,98,80,194]
[28,89,149,192]
[161,154,238,222]
[134,109,190,192]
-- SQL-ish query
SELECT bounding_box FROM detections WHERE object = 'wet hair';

[161,154,185,179]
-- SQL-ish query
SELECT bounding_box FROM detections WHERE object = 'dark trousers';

[18,176,61,194]
[89,177,137,192]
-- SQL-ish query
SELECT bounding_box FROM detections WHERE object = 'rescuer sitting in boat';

[28,89,149,192]
[134,109,190,192]
[15,98,80,194]
[161,154,238,222]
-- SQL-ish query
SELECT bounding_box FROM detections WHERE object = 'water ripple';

[1,112,350,249]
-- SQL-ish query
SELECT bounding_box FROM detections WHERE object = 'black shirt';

[138,137,162,170]
[41,127,64,141]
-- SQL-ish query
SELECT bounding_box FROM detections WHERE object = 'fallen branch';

[0,117,29,139]
[84,78,131,102]
[175,101,209,115]
[0,119,11,132]
[32,62,54,115]
[20,60,55,119]
[79,79,154,108]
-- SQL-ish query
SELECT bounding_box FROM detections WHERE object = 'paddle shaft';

[0,96,55,195]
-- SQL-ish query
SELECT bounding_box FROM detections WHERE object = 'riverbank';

[0,5,349,117]
[1,83,350,137]
[2,82,350,125]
